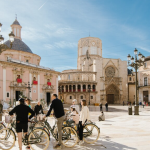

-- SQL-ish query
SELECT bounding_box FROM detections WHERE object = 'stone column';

[68,85,69,92]
[38,74,40,101]
[81,84,83,92]
[86,84,88,92]
[76,84,78,92]
[3,67,6,101]
[91,84,93,92]
[64,85,66,92]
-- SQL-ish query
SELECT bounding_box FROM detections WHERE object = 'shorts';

[16,122,28,133]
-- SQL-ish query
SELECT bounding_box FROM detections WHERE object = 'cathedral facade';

[59,37,128,104]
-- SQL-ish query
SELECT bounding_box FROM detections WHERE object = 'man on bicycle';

[44,94,65,149]
[9,98,35,150]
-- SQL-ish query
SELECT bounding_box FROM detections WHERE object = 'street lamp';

[58,86,62,100]
[88,86,91,105]
[0,22,15,54]
[25,82,33,99]
[127,48,145,115]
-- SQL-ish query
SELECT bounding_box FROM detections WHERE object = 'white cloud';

[44,41,76,49]
[137,46,150,52]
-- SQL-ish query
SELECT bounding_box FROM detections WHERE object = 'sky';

[0,0,150,72]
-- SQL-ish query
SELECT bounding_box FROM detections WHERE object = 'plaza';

[3,105,149,150]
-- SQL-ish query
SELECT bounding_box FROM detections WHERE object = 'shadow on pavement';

[62,139,137,150]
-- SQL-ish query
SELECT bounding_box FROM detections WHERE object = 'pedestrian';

[123,101,125,106]
[70,99,79,113]
[34,100,44,116]
[9,98,35,150]
[99,103,102,111]
[105,101,108,111]
[44,94,65,149]
[78,99,90,145]
[80,102,82,111]
[99,111,105,121]
[142,101,145,108]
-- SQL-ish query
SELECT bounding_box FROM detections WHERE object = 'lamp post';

[58,86,62,100]
[127,48,145,115]
[88,86,91,105]
[0,23,15,54]
[26,82,33,99]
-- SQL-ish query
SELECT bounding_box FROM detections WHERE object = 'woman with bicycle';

[78,99,90,145]
[9,98,35,150]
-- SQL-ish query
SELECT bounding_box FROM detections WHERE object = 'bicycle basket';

[5,115,12,123]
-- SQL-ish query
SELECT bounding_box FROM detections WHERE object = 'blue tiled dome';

[4,38,33,53]
[12,19,20,25]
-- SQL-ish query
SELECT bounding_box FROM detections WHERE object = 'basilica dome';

[4,38,33,53]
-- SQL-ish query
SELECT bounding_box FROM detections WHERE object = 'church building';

[0,19,59,105]
[58,37,128,104]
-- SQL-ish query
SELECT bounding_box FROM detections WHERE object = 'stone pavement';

[1,105,150,150]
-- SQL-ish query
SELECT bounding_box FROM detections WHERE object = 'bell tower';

[11,17,22,40]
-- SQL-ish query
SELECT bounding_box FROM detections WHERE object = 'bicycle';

[33,116,78,148]
[0,116,50,150]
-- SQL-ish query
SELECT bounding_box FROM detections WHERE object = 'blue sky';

[0,0,150,72]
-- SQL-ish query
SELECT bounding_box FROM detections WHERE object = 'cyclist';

[9,98,35,150]
[44,94,65,149]
[70,99,79,113]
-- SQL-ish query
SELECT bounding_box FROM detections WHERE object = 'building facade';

[138,57,150,104]
[0,19,59,105]
[59,37,128,104]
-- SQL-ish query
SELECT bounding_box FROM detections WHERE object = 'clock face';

[105,66,115,77]
[92,42,95,46]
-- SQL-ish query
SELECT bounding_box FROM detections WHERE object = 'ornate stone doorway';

[16,91,21,101]
[46,92,51,106]
[106,84,119,104]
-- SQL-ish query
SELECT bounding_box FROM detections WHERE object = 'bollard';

[128,106,132,115]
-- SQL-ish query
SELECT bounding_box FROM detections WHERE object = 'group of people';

[9,94,90,150]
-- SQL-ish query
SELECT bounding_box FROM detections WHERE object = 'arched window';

[129,77,132,81]
[144,77,147,86]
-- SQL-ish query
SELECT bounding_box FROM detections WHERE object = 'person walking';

[99,103,102,111]
[105,102,108,111]
[34,100,44,116]
[78,99,90,145]
[44,94,65,149]
[123,101,125,106]
[9,98,35,150]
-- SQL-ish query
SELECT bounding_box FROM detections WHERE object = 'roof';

[12,19,20,25]
[145,56,150,62]
[4,38,33,53]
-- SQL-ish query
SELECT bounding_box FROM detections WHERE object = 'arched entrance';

[106,84,119,104]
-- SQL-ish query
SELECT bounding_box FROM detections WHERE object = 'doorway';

[143,91,148,103]
[107,94,114,104]
[46,92,51,106]
[16,91,21,101]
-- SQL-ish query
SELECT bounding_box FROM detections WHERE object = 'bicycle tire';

[83,124,100,144]
[28,128,49,150]
[62,126,78,147]
[0,128,16,150]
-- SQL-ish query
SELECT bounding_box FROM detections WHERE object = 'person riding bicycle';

[44,94,65,149]
[67,106,79,126]
[70,99,79,113]
[9,98,35,150]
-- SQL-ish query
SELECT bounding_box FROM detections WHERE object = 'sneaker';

[53,144,61,149]
[79,140,84,145]
[26,146,30,149]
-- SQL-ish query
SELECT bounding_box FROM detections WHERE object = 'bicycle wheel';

[0,123,6,130]
[83,124,100,144]
[0,128,16,150]
[28,128,49,150]
[62,127,78,147]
